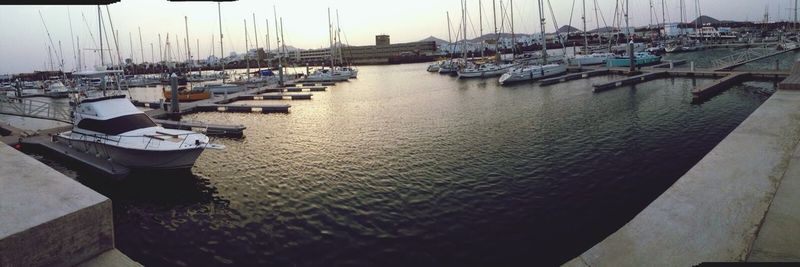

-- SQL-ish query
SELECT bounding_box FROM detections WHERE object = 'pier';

[539,69,610,86]
[691,72,752,102]
[714,46,800,71]
[592,71,669,92]
[565,62,800,265]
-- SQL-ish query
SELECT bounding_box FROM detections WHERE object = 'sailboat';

[302,8,352,83]
[568,0,615,66]
[606,0,662,67]
[498,0,566,85]
[457,0,518,79]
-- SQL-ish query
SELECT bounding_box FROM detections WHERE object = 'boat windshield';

[77,113,157,136]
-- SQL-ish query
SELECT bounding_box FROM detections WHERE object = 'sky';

[0,0,793,74]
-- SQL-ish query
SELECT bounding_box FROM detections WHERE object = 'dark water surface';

[32,63,778,266]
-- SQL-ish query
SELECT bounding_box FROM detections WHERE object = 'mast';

[184,17,190,65]
[280,18,287,66]
[511,0,515,55]
[273,6,282,68]
[253,13,261,72]
[151,43,154,63]
[158,33,163,63]
[328,8,335,68]
[492,0,498,54]
[462,0,467,62]
[139,27,145,63]
[538,0,547,64]
[129,32,135,63]
[77,36,81,71]
[679,0,685,35]
[218,2,225,83]
[447,12,452,52]
[626,0,634,72]
[479,0,483,58]
[336,10,344,66]
[662,0,667,38]
[67,7,78,71]
[265,19,270,66]
[583,0,589,54]
[98,5,104,68]
[244,19,250,78]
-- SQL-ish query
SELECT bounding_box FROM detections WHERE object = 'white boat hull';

[498,64,567,85]
[54,134,206,170]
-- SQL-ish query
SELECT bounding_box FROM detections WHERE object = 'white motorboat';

[568,53,616,66]
[337,66,359,78]
[302,68,350,82]
[457,63,518,79]
[427,62,441,72]
[498,64,567,85]
[54,94,223,170]
[201,83,246,94]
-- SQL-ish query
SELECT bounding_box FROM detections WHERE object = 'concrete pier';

[691,72,752,102]
[0,144,140,266]
[592,71,669,92]
[194,103,291,113]
[565,64,800,265]
[539,69,610,86]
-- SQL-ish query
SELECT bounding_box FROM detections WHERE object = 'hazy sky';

[0,0,792,74]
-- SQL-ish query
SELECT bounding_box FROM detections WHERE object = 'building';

[376,34,390,46]
[297,35,437,65]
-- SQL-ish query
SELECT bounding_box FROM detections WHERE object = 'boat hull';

[54,134,205,170]
[498,65,567,85]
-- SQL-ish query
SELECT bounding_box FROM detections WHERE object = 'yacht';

[55,94,223,170]
[438,60,460,75]
[498,64,567,85]
[337,66,359,78]
[568,53,616,66]
[457,63,518,79]
[45,81,72,98]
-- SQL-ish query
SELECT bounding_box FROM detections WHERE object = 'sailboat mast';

[479,0,483,58]
[328,8,335,68]
[511,0,515,55]
[265,19,270,66]
[158,33,163,63]
[462,0,467,62]
[244,19,250,78]
[447,12,452,52]
[218,2,225,82]
[582,0,588,53]
[662,0,667,38]
[98,5,104,68]
[129,32,135,63]
[184,18,190,65]
[273,6,282,68]
[253,13,261,72]
[492,0,497,55]
[139,27,145,64]
[67,7,78,71]
[151,43,155,63]
[280,18,286,66]
[336,10,344,66]
[538,0,547,64]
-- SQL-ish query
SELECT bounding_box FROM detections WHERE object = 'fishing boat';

[606,51,662,67]
[54,94,223,170]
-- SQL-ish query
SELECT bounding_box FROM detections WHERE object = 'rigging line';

[565,0,576,47]
[546,0,567,52]
[38,10,63,71]
[67,7,78,71]
[81,12,98,53]
[105,5,125,73]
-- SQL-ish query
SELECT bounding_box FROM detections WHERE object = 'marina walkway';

[565,63,800,265]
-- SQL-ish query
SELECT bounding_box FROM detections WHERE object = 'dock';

[714,46,800,71]
[691,72,751,101]
[21,135,131,178]
[592,71,669,92]
[539,69,610,86]
[194,103,291,113]
[648,60,688,69]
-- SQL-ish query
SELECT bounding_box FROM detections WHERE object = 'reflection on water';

[23,62,778,266]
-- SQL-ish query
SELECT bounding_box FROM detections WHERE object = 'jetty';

[564,61,800,265]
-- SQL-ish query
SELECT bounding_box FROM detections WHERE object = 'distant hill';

[555,25,581,34]
[420,36,451,45]
[691,15,721,25]
[589,26,617,33]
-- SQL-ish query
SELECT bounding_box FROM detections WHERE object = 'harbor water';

[25,62,780,266]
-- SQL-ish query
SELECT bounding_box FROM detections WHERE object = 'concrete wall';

[0,144,125,267]
[565,88,800,266]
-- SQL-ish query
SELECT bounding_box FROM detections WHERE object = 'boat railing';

[73,131,210,150]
